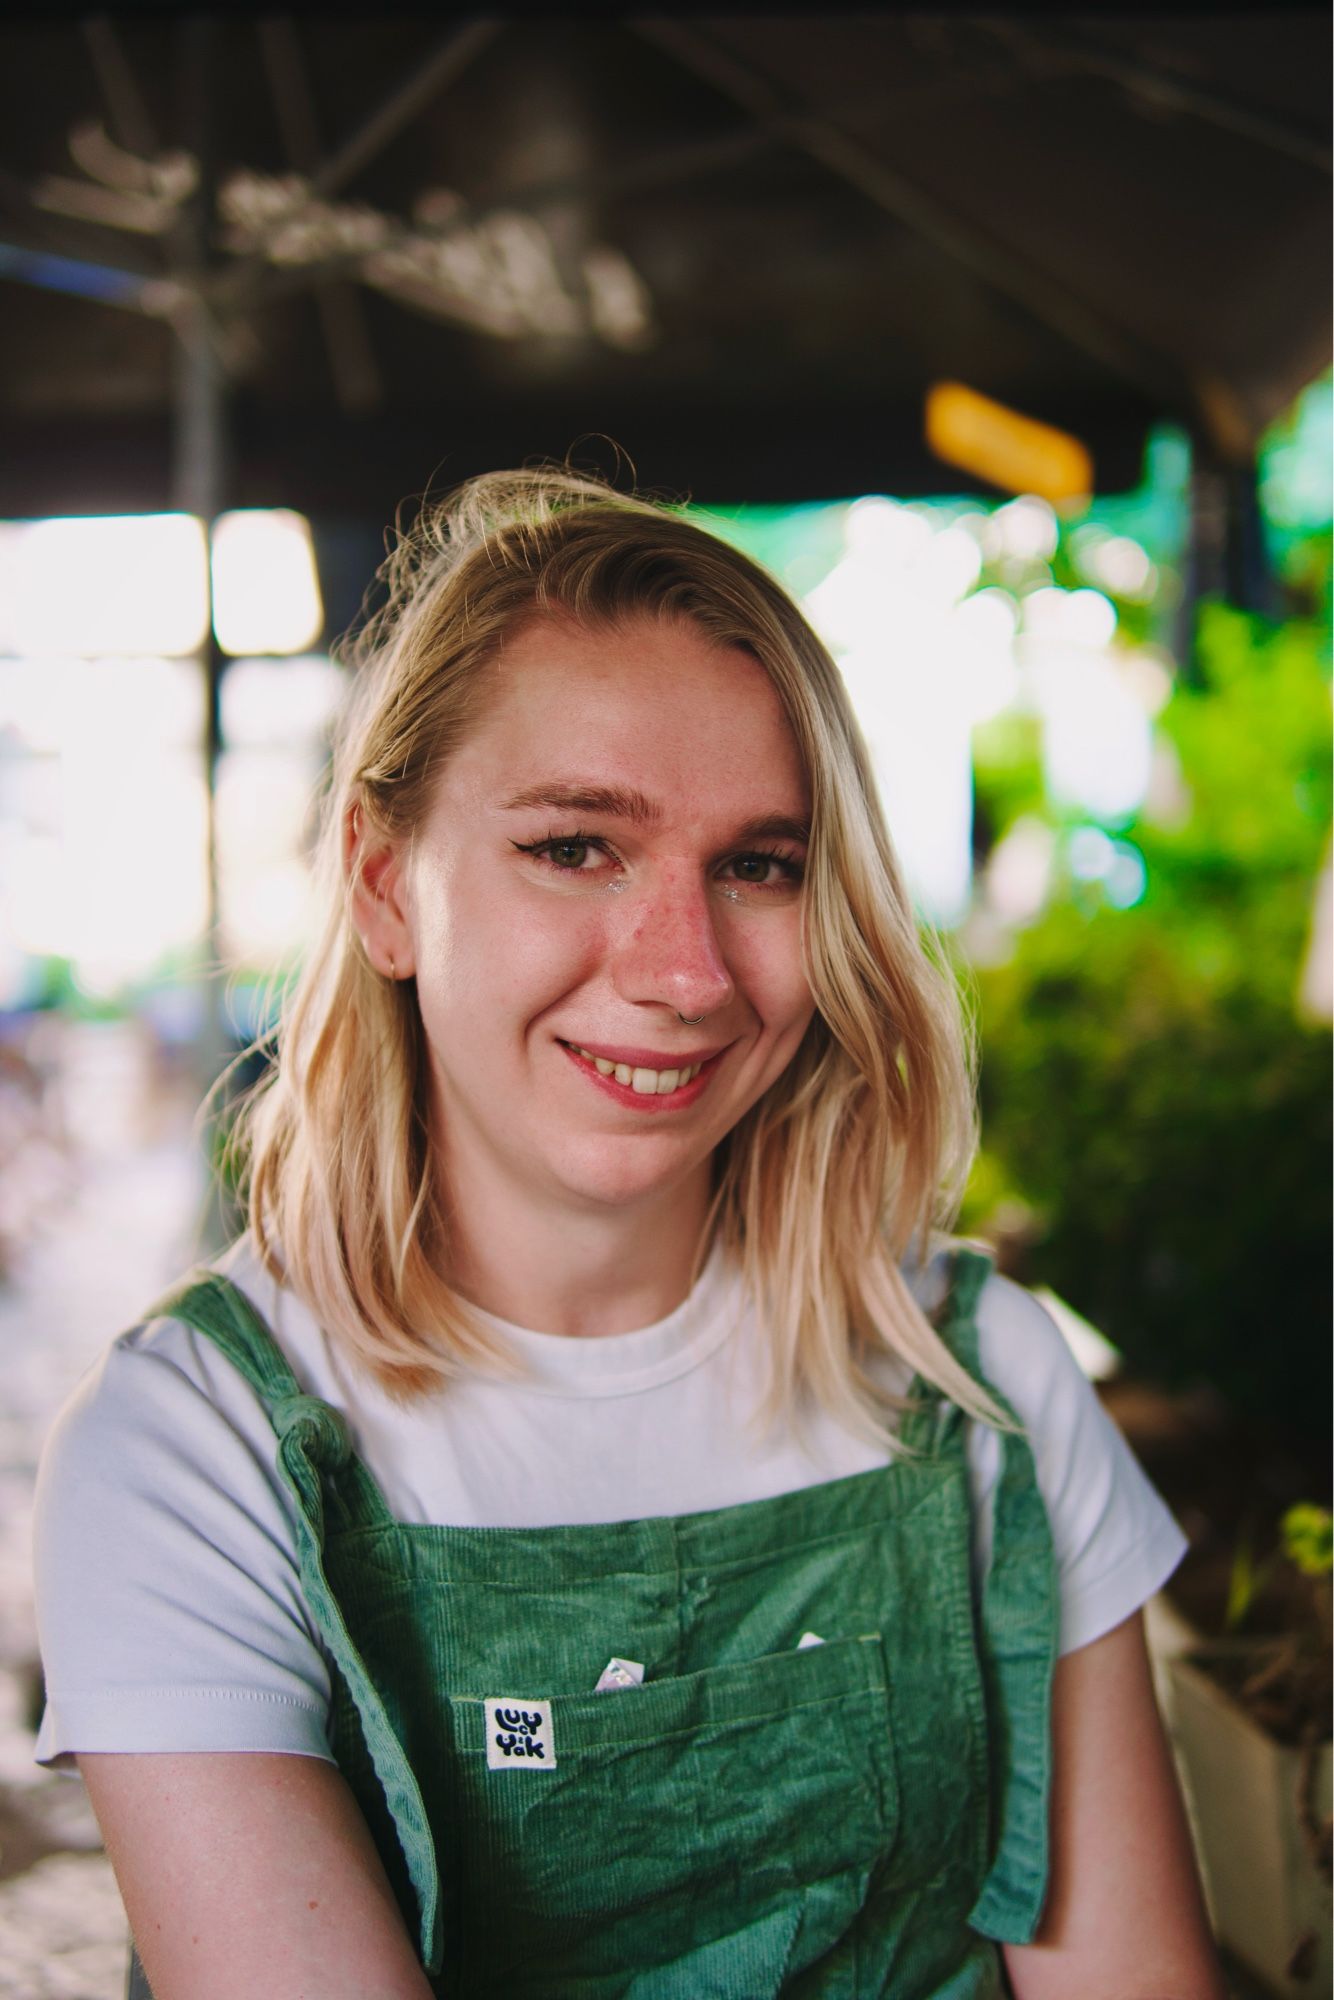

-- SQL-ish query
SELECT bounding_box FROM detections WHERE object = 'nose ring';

[678,1012,704,1025]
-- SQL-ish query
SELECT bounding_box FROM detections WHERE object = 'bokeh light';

[0,514,209,658]
[211,510,324,657]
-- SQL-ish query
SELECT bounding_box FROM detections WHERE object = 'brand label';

[484,1697,556,1769]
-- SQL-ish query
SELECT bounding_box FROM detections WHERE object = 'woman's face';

[375,611,817,1221]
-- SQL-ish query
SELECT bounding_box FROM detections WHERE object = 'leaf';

[1282,1504,1334,1578]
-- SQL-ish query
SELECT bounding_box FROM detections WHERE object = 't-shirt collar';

[463,1239,742,1399]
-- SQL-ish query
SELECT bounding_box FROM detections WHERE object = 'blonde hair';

[241,467,1003,1436]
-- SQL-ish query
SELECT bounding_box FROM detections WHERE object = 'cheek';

[420,884,609,1019]
[735,913,813,1027]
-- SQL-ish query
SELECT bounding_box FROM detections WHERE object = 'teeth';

[574,1047,702,1092]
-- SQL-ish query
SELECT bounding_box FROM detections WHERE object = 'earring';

[388,957,397,981]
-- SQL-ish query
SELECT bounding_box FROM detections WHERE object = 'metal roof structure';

[1,9,1330,519]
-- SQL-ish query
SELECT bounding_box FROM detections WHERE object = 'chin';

[549,1140,706,1212]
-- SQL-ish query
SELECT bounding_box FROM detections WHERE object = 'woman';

[34,470,1224,1998]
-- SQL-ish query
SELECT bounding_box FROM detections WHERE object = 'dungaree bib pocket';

[441,1634,899,1994]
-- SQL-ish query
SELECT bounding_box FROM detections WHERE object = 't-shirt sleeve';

[33,1319,335,1768]
[969,1272,1187,1657]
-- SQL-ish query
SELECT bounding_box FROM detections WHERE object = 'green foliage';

[1259,372,1332,541]
[1150,607,1332,898]
[1261,371,1333,651]
[1224,1532,1261,1633]
[971,713,1048,838]
[1282,1505,1334,1580]
[1221,1505,1331,1655]
[969,604,1332,1431]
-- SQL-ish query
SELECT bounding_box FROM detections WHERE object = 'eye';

[545,839,592,870]
[511,832,612,874]
[721,850,804,889]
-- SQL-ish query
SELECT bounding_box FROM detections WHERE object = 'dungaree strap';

[148,1268,306,1399]
[145,1268,399,1532]
[920,1246,1058,1945]
[142,1271,443,1972]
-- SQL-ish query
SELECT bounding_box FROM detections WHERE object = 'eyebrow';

[500,783,810,847]
[501,783,661,826]
[731,812,811,847]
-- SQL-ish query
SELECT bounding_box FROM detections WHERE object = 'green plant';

[967,604,1332,1433]
[1226,1506,1333,1635]
[1210,1504,1332,1833]
[1284,1504,1334,1580]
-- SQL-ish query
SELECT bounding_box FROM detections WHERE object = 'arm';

[1003,1611,1226,2000]
[79,1751,435,2000]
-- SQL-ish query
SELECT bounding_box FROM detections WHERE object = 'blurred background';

[0,11,1329,1996]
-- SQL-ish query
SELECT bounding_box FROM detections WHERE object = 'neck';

[438,1147,715,1339]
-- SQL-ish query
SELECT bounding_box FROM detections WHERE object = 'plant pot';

[1167,1646,1331,1998]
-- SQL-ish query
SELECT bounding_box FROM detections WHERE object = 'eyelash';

[511,830,805,890]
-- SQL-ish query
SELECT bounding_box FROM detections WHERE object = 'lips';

[558,1039,723,1109]
[559,1038,728,1069]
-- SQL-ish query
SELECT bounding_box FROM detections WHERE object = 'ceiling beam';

[82,15,160,162]
[976,16,1332,177]
[227,118,772,321]
[631,16,1193,419]
[214,17,504,310]
[257,16,384,416]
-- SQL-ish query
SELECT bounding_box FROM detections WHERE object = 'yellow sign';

[925,382,1093,505]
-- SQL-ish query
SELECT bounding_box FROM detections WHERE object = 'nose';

[610,865,736,1022]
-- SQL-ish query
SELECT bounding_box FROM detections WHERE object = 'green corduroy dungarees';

[127,1248,1057,1998]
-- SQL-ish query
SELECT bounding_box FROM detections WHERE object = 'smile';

[558,1040,721,1109]
[572,1046,705,1093]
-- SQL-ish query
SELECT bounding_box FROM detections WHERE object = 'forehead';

[443,612,810,816]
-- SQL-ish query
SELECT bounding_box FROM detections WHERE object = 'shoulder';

[972,1265,1100,1427]
[33,1248,334,1765]
[41,1298,264,1487]
[36,1232,371,1521]
[915,1244,1111,1425]
[927,1250,1187,1655]
[34,1264,299,1596]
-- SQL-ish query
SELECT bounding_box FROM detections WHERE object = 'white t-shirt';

[33,1238,1184,1769]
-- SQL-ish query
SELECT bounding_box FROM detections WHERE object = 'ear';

[345,800,417,980]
